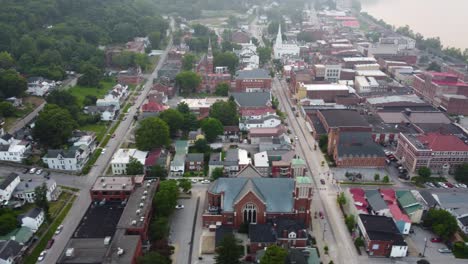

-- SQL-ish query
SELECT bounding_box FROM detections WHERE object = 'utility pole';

[422,237,427,257]
[322,222,327,241]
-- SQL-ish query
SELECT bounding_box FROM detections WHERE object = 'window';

[372,244,379,250]
[243,203,257,224]
[288,232,297,239]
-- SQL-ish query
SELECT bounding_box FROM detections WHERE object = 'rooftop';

[416,132,468,152]
[358,214,407,246]
[186,153,204,162]
[343,57,377,62]
[366,94,425,106]
[433,192,468,209]
[0,172,19,190]
[356,70,387,77]
[319,109,370,128]
[365,189,388,212]
[91,176,142,192]
[73,202,125,239]
[110,149,147,165]
[254,151,269,167]
[231,92,271,107]
[180,97,228,109]
[236,68,270,79]
[337,132,386,158]
[302,83,350,91]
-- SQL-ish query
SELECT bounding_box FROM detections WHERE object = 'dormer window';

[288,232,297,239]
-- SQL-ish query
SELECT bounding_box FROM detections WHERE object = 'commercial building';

[234,69,272,92]
[180,97,228,119]
[334,132,386,168]
[297,83,352,102]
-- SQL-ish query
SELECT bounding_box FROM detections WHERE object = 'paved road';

[43,37,174,263]
[8,102,45,134]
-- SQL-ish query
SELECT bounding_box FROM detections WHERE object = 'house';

[357,214,408,257]
[202,177,312,229]
[231,31,251,44]
[234,69,272,92]
[140,101,168,118]
[0,173,20,204]
[224,148,251,176]
[239,114,282,131]
[19,208,44,232]
[43,146,90,172]
[180,97,228,119]
[0,137,30,163]
[365,190,390,216]
[26,77,57,96]
[396,190,423,224]
[249,125,286,144]
[5,97,22,107]
[188,130,205,144]
[208,152,224,177]
[432,193,468,234]
[170,154,185,176]
[0,226,33,246]
[110,149,148,175]
[144,148,170,177]
[345,188,369,217]
[95,84,129,111]
[0,240,22,264]
[13,178,60,203]
[380,189,411,235]
[411,190,438,212]
[70,131,96,158]
[117,68,143,85]
[334,132,386,168]
[185,153,204,172]
[253,151,269,176]
[83,105,118,121]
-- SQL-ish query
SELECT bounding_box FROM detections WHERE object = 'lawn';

[80,123,109,143]
[49,192,72,217]
[69,80,116,107]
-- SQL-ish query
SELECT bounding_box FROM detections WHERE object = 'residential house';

[188,130,205,145]
[5,97,22,108]
[365,190,390,216]
[357,214,408,257]
[43,146,90,172]
[170,154,185,176]
[110,149,148,175]
[144,148,170,177]
[185,153,204,172]
[83,105,118,121]
[19,208,44,232]
[258,134,292,153]
[380,189,411,235]
[117,68,143,85]
[180,98,228,119]
[432,193,468,234]
[0,173,20,204]
[0,240,22,264]
[70,131,96,158]
[239,114,282,131]
[411,190,438,213]
[208,152,224,177]
[0,134,30,163]
[26,77,57,96]
[231,31,251,44]
[396,190,423,224]
[13,178,60,203]
[0,226,33,246]
[253,151,269,176]
[223,148,251,176]
[249,125,286,144]
[140,101,168,118]
[96,84,128,111]
[345,188,369,217]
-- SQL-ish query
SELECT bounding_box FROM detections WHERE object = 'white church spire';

[275,24,282,47]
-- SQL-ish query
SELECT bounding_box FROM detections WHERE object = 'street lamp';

[422,237,427,257]
[322,222,327,241]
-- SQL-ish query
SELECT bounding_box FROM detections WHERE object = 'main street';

[44,37,174,263]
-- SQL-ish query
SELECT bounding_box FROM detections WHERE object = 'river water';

[361,0,468,50]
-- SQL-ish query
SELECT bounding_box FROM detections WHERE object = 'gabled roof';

[417,190,438,208]
[236,68,270,79]
[416,132,468,152]
[337,132,386,158]
[249,223,276,243]
[365,190,387,212]
[396,190,420,209]
[45,146,80,159]
[358,214,406,245]
[22,207,43,219]
[236,163,263,178]
[0,173,19,190]
[233,179,266,205]
[0,240,22,261]
[231,92,271,107]
[186,153,204,162]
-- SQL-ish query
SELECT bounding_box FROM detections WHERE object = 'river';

[361,0,468,50]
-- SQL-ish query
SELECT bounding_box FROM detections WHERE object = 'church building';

[273,25,300,59]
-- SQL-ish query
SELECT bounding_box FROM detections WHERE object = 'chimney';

[282,230,287,238]
[131,176,135,185]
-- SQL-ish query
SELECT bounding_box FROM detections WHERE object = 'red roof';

[349,188,368,213]
[142,101,167,112]
[145,148,162,166]
[342,21,360,28]
[240,107,275,117]
[417,132,468,152]
[380,189,396,203]
[388,203,411,222]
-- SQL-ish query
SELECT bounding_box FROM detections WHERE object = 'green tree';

[454,163,468,184]
[260,245,287,264]
[221,41,242,53]
[426,61,441,72]
[159,109,184,137]
[214,82,230,96]
[0,212,17,236]
[0,69,27,98]
[149,217,169,241]
[113,51,134,68]
[136,117,170,150]
[178,179,192,192]
[138,251,171,264]
[147,165,168,179]
[126,157,144,175]
[345,215,356,232]
[337,192,346,206]
[211,167,224,180]
[134,53,151,71]
[177,102,190,114]
[319,135,328,153]
[214,52,239,75]
[257,47,272,66]
[194,138,210,153]
[201,118,224,143]
[418,167,431,178]
[78,63,102,87]
[33,104,77,148]
[0,101,15,117]
[215,234,243,264]
[0,51,15,69]
[424,208,458,240]
[383,175,390,183]
[182,53,197,71]
[46,90,80,118]
[209,99,238,126]
[227,15,238,28]
[374,173,380,181]
[148,31,161,49]
[175,71,202,96]
[154,180,179,217]
[34,183,50,220]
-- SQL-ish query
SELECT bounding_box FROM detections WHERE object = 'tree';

[201,118,224,143]
[374,173,380,181]
[126,157,144,175]
[211,167,224,180]
[175,71,202,96]
[214,82,229,96]
[159,109,184,137]
[345,215,356,232]
[177,102,190,114]
[148,31,161,49]
[0,69,27,99]
[260,245,287,264]
[337,192,346,206]
[257,47,272,66]
[134,53,151,71]
[418,167,431,178]
[424,208,458,240]
[182,53,197,71]
[0,211,17,236]
[33,104,77,148]
[215,234,243,264]
[35,183,50,220]
[154,180,179,217]
[0,101,15,117]
[194,138,210,153]
[383,175,390,183]
[0,51,15,69]
[138,252,171,264]
[319,135,328,153]
[214,52,239,75]
[149,217,169,241]
[209,100,238,126]
[135,117,170,150]
[417,259,430,264]
[454,163,468,184]
[46,90,80,118]
[78,63,102,87]
[426,61,441,72]
[147,165,168,179]
[178,179,192,192]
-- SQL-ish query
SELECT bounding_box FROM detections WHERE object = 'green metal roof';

[296,176,312,184]
[291,158,306,166]
[396,190,420,208]
[0,227,33,244]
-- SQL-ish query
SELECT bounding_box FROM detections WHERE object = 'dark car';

[22,168,29,174]
[46,239,55,249]
[320,179,325,185]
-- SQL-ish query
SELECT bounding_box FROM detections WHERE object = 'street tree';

[149,217,169,241]
[211,167,224,180]
[374,173,380,181]
[35,183,50,220]
[181,53,197,71]
[337,192,346,206]
[175,71,201,96]
[147,165,168,179]
[260,245,287,264]
[0,69,27,98]
[153,180,179,217]
[138,252,171,264]
[214,52,239,74]
[159,109,184,137]
[135,117,170,150]
[178,179,192,192]
[209,99,238,126]
[33,104,77,148]
[215,234,243,264]
[126,157,144,175]
[383,175,390,183]
[345,215,356,232]
[0,211,17,236]
[257,47,272,66]
[418,167,431,178]
[214,82,230,96]
[201,118,224,143]
[424,208,458,240]
[454,163,468,184]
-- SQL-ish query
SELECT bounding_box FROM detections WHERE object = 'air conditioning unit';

[65,248,74,257]
[131,220,137,226]
[139,203,144,208]
[136,209,141,215]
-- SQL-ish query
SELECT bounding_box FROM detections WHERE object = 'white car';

[55,224,64,235]
[101,148,106,154]
[175,204,184,209]
[191,179,198,183]
[29,167,37,174]
[36,169,43,175]
[201,180,210,184]
[460,184,467,188]
[38,250,47,262]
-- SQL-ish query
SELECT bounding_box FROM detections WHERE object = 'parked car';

[201,180,210,184]
[38,251,47,262]
[433,182,441,188]
[431,237,442,243]
[36,169,43,175]
[101,148,106,154]
[175,204,184,209]
[55,225,63,235]
[46,239,55,249]
[438,248,452,253]
[446,182,454,188]
[22,168,29,174]
[191,179,198,183]
[460,183,467,188]
[29,167,37,174]
[320,179,325,185]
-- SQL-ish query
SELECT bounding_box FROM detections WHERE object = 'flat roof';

[92,177,139,192]
[356,70,387,77]
[303,83,350,91]
[110,149,147,165]
[343,57,377,62]
[320,110,370,128]
[73,203,125,239]
[254,151,269,167]
[180,97,228,109]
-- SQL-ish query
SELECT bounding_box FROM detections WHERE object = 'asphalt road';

[8,102,45,134]
[43,38,174,263]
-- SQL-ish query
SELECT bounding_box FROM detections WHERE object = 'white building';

[355,76,380,94]
[0,139,30,163]
[354,64,380,71]
[95,84,129,111]
[42,146,89,172]
[111,148,148,175]
[170,154,185,176]
[273,25,299,59]
[380,36,416,51]
[20,208,44,232]
[253,151,269,176]
[0,173,20,204]
[238,148,251,168]
[13,178,59,203]
[26,77,57,97]
[324,64,341,82]
[239,114,282,131]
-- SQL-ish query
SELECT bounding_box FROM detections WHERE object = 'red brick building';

[202,177,312,229]
[289,69,314,94]
[231,31,251,44]
[196,39,232,92]
[333,132,386,168]
[117,67,144,85]
[234,69,272,92]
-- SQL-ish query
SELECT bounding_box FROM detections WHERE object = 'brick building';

[395,132,468,174]
[90,176,143,201]
[231,31,251,44]
[289,69,314,94]
[234,69,272,92]
[297,83,351,102]
[202,177,312,229]
[333,132,386,168]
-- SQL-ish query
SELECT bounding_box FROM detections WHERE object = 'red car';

[430,237,442,243]
[319,211,324,219]
[46,239,55,249]
[446,183,454,188]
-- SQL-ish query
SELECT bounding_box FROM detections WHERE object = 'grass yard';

[80,123,109,143]
[69,80,116,107]
[49,192,72,217]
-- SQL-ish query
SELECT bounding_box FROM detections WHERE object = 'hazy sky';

[361,0,468,50]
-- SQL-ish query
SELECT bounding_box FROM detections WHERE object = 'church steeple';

[275,24,283,47]
[207,37,213,59]
[207,37,213,73]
